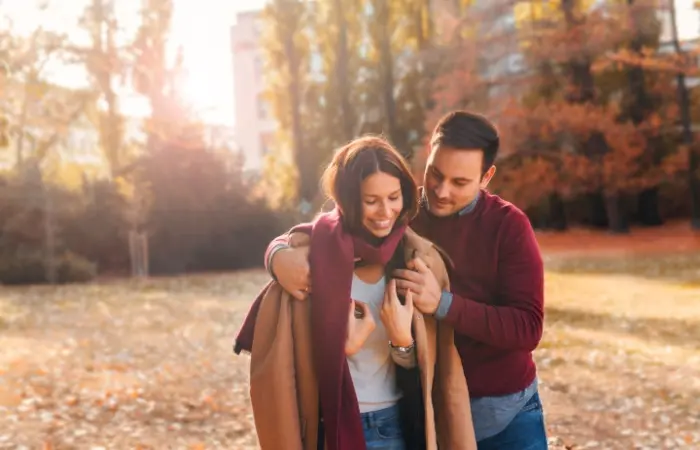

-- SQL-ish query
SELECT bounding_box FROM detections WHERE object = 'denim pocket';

[375,417,403,439]
[520,392,543,414]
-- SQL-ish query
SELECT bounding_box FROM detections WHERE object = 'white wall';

[231,11,277,172]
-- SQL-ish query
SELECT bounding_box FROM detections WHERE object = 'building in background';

[231,10,275,172]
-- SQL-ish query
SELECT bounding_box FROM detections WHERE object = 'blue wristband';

[435,291,453,320]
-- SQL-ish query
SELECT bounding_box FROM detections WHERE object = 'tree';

[132,0,191,150]
[613,0,666,226]
[425,0,692,231]
[73,0,128,178]
[261,0,310,204]
[668,0,700,228]
[332,0,354,142]
[0,22,92,170]
[260,0,440,206]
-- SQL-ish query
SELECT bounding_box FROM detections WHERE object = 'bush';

[56,251,97,283]
[61,181,131,275]
[142,140,295,275]
[0,249,96,285]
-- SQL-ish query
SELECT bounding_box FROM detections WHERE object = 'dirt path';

[0,262,699,449]
[536,220,700,258]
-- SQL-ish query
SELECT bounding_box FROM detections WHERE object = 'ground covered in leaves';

[1,226,699,449]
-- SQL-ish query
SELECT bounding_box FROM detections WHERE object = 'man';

[264,111,547,450]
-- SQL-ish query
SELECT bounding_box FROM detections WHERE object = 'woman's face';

[360,171,404,238]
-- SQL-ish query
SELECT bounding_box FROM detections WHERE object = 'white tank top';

[347,274,403,413]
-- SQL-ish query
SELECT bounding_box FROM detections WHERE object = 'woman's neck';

[354,263,385,284]
[355,228,384,247]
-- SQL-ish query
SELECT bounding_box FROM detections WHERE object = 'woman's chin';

[369,229,391,238]
[364,222,396,238]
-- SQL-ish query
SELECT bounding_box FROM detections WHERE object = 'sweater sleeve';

[263,234,290,279]
[264,224,314,278]
[439,210,544,351]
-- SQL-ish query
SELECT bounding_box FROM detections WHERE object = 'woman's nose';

[378,203,391,218]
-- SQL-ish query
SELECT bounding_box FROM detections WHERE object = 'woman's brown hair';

[321,135,419,234]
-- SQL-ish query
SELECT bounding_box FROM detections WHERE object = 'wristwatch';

[389,339,415,354]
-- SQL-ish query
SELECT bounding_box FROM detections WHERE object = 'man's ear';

[480,165,496,188]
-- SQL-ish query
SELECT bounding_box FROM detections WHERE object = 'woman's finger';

[405,288,414,311]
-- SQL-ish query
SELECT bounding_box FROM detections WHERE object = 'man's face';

[423,146,495,217]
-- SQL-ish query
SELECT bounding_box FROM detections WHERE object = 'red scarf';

[235,209,406,450]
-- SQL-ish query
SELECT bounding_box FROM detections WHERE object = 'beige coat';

[246,228,477,450]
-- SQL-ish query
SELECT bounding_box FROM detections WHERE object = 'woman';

[235,136,475,450]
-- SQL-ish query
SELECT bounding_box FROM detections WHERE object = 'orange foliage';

[422,0,694,211]
[494,99,686,208]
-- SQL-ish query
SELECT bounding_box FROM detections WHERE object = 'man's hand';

[271,246,311,300]
[392,256,441,315]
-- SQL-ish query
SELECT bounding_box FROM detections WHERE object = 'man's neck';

[457,190,481,216]
[419,188,483,218]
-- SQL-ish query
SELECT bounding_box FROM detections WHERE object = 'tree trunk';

[334,0,353,142]
[284,35,310,203]
[14,81,30,168]
[624,0,662,227]
[690,144,700,229]
[89,0,122,177]
[636,187,663,226]
[377,1,400,153]
[547,193,568,231]
[604,192,629,234]
[586,192,608,228]
[42,177,57,284]
[560,0,595,104]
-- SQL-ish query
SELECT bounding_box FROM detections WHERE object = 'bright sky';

[1,0,267,127]
[173,0,267,125]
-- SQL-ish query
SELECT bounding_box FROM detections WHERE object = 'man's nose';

[435,182,449,199]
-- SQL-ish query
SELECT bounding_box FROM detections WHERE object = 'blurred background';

[1,1,699,449]
[0,0,698,283]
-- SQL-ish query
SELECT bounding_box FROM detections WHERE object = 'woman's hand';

[380,279,414,347]
[345,300,376,356]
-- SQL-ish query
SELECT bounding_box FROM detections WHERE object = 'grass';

[539,264,700,449]
[0,255,699,449]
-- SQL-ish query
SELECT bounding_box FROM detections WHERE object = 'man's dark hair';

[430,110,500,174]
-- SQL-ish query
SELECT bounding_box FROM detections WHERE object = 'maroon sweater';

[411,190,544,398]
[264,190,544,398]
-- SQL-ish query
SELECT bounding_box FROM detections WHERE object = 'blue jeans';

[477,391,548,450]
[361,404,406,450]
